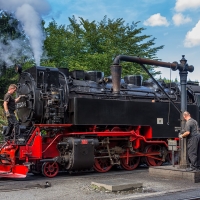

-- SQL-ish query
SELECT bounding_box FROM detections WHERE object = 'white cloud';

[143,13,169,27]
[184,20,200,47]
[172,13,192,26]
[175,0,200,12]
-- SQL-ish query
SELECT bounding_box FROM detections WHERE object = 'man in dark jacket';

[3,84,24,139]
[179,111,200,171]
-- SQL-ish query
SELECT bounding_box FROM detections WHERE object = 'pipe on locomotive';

[110,55,194,94]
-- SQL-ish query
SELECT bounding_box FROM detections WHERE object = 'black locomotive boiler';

[0,55,199,178]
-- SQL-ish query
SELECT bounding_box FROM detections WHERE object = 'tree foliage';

[43,16,164,78]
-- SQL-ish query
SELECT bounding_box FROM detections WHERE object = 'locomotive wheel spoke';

[145,145,163,166]
[94,157,112,173]
[121,155,140,170]
[42,162,59,178]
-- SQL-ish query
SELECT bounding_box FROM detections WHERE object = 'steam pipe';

[110,65,121,94]
[112,55,194,72]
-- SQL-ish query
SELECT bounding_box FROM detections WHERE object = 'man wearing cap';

[3,84,24,139]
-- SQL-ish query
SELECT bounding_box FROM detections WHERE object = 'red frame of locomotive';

[0,123,176,178]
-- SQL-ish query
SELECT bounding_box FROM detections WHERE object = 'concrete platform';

[91,178,143,192]
[149,165,200,183]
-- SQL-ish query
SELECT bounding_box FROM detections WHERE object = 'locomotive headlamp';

[15,64,22,74]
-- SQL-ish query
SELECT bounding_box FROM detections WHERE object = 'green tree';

[43,16,164,79]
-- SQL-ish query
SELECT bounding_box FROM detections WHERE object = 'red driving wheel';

[93,157,112,173]
[121,155,140,170]
[42,162,59,178]
[145,145,163,166]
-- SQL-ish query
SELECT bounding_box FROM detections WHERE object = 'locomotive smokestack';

[110,65,121,94]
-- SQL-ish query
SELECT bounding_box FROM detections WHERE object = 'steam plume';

[0,0,51,65]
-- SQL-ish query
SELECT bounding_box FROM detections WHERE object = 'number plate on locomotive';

[16,101,27,108]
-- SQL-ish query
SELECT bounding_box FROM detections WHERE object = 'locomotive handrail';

[59,71,69,110]
[34,124,72,127]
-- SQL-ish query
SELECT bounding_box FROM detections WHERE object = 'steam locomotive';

[0,55,199,178]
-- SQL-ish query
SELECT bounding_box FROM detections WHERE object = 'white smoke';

[0,0,51,66]
[0,36,33,67]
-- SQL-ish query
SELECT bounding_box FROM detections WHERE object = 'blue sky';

[44,0,200,81]
[43,0,200,81]
[1,0,199,81]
